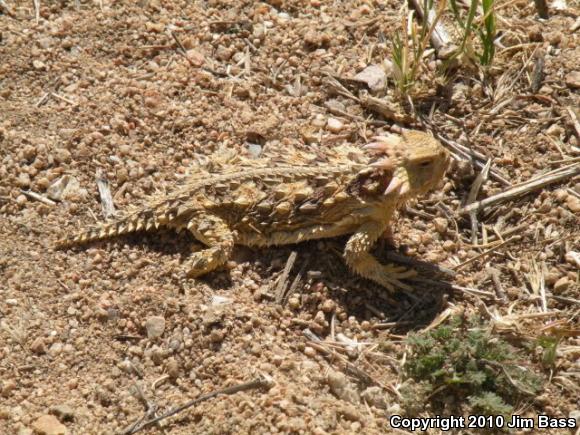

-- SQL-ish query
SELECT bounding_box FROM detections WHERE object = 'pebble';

[433,217,448,234]
[565,195,580,213]
[1,379,17,398]
[442,240,456,252]
[338,404,361,422]
[311,114,326,128]
[145,316,165,339]
[320,299,336,313]
[53,148,72,164]
[565,71,580,89]
[30,337,47,355]
[31,415,66,435]
[565,251,580,268]
[247,144,262,158]
[166,358,180,380]
[145,22,165,33]
[287,296,300,309]
[361,386,387,409]
[49,343,63,356]
[545,123,564,138]
[17,173,31,188]
[32,60,47,71]
[553,277,570,293]
[327,370,360,404]
[16,194,27,205]
[353,64,387,92]
[326,118,343,133]
[209,329,225,343]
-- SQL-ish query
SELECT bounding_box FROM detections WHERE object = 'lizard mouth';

[364,135,410,197]
[384,175,410,196]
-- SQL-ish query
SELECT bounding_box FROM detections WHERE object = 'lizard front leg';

[344,221,417,292]
[185,213,235,278]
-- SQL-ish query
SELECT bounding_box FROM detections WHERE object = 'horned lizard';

[56,130,450,291]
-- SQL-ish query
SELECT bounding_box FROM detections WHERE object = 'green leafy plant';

[448,0,497,66]
[391,0,446,94]
[536,335,561,368]
[400,315,543,417]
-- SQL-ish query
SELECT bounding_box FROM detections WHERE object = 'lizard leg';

[344,221,417,292]
[185,213,235,278]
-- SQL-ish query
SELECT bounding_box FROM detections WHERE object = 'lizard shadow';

[231,237,455,334]
[70,229,453,331]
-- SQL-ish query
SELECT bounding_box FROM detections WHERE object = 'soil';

[0,0,578,434]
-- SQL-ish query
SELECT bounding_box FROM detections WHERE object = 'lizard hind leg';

[184,213,235,278]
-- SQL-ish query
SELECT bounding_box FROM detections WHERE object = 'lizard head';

[364,130,450,199]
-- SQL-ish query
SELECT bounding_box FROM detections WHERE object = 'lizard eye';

[418,160,432,168]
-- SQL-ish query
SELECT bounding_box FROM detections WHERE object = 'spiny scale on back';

[56,130,450,292]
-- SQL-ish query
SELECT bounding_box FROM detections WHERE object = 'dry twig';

[459,164,580,215]
[20,189,56,206]
[407,0,454,52]
[123,376,273,434]
[274,251,297,304]
[466,159,492,244]
[95,169,116,219]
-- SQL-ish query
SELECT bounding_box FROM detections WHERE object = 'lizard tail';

[55,214,158,249]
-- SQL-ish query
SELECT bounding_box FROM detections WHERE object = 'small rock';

[32,60,47,71]
[185,49,205,67]
[1,379,17,398]
[215,45,234,61]
[17,173,31,188]
[31,415,66,435]
[553,277,570,293]
[320,299,336,313]
[565,195,580,213]
[48,343,63,356]
[433,217,448,234]
[145,22,165,33]
[30,337,47,355]
[565,71,580,89]
[209,329,224,343]
[326,118,344,133]
[327,370,360,404]
[442,240,456,252]
[49,404,74,422]
[53,148,71,164]
[303,30,330,48]
[361,386,387,409]
[353,64,386,92]
[246,144,262,158]
[16,194,27,205]
[545,123,564,138]
[166,358,180,380]
[338,404,361,422]
[438,44,459,60]
[564,251,580,269]
[287,296,300,309]
[145,316,165,339]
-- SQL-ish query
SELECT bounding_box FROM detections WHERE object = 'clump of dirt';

[0,0,578,434]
